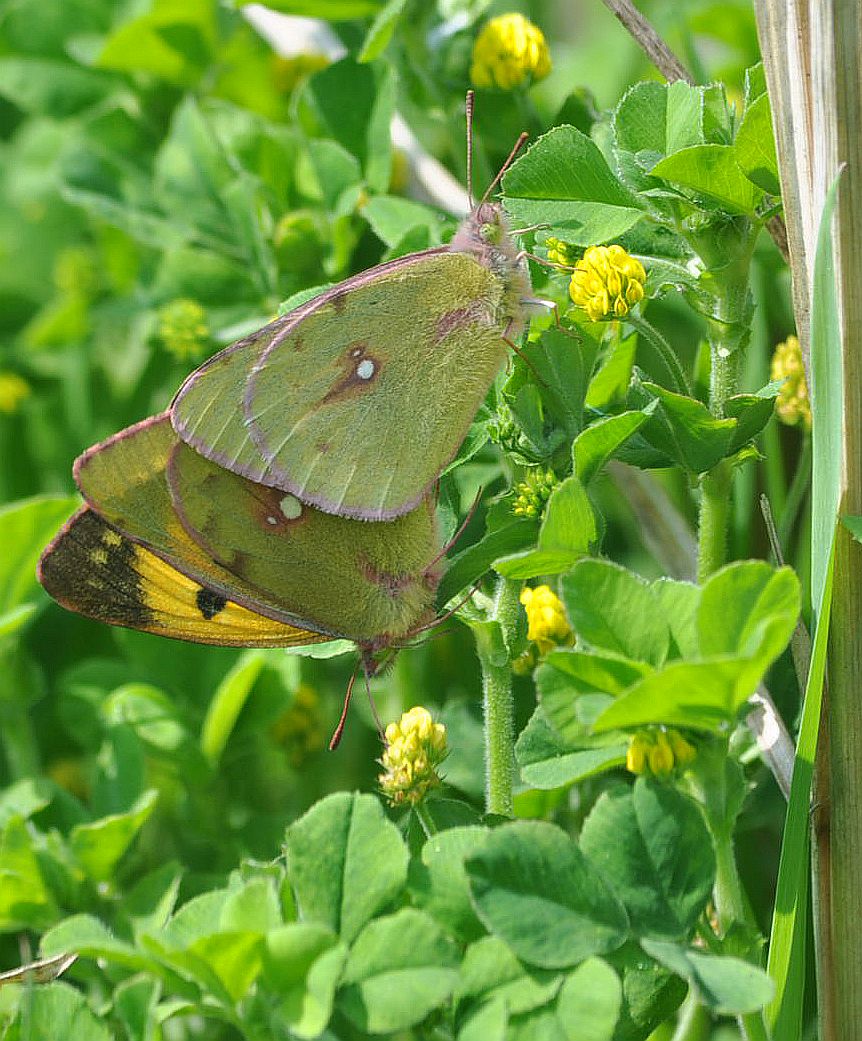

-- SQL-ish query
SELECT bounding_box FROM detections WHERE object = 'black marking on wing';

[39,509,153,628]
[196,588,227,620]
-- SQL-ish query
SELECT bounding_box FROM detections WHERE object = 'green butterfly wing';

[172,250,511,520]
[75,413,439,643]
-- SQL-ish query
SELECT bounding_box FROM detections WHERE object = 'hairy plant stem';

[697,461,733,583]
[474,578,521,816]
[696,263,747,581]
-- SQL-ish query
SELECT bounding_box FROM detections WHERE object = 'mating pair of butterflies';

[38,193,537,665]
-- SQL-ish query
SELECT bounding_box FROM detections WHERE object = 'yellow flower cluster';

[520,585,572,655]
[379,707,447,806]
[626,729,696,777]
[770,334,811,431]
[513,468,558,519]
[470,14,551,91]
[272,53,330,94]
[157,299,209,362]
[270,684,326,767]
[569,245,646,322]
[544,236,575,267]
[0,372,30,415]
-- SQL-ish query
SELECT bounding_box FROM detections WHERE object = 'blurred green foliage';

[0,0,809,1038]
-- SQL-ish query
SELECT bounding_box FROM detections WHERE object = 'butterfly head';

[450,202,532,335]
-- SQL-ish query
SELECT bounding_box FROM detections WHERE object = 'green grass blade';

[765,536,833,1035]
[766,169,843,1036]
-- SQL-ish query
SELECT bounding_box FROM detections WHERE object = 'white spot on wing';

[356,359,375,380]
[279,494,303,520]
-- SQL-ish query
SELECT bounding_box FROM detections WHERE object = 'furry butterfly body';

[38,414,440,649]
[171,203,532,521]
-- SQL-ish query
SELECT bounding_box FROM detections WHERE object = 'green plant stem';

[697,460,732,582]
[670,994,711,1041]
[696,273,746,581]
[414,801,437,838]
[778,433,811,549]
[712,822,772,1041]
[0,647,39,780]
[474,578,521,816]
[628,312,692,396]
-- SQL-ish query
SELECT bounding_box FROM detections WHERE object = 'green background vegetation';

[0,1,811,1038]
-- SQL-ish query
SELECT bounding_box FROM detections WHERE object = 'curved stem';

[414,801,437,838]
[628,312,692,397]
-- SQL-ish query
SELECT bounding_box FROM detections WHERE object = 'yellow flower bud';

[519,585,572,655]
[0,372,30,415]
[379,707,447,806]
[470,14,551,91]
[569,245,647,322]
[649,732,675,776]
[667,729,697,768]
[512,468,558,519]
[626,728,697,777]
[770,335,811,431]
[157,298,210,362]
[544,237,575,267]
[626,735,649,775]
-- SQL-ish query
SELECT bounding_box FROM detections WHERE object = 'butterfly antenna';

[465,90,475,209]
[408,581,481,639]
[329,659,360,750]
[480,131,529,206]
[424,487,484,574]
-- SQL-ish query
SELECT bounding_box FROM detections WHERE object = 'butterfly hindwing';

[173,250,510,520]
[38,508,329,648]
[73,413,439,644]
[73,414,333,634]
[166,438,439,642]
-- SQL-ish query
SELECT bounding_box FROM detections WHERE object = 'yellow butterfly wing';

[38,508,329,649]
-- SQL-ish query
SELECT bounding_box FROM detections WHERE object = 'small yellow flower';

[379,707,447,806]
[53,246,100,299]
[520,585,572,655]
[544,236,575,267]
[157,299,209,362]
[470,14,551,91]
[569,245,646,322]
[770,334,811,431]
[513,468,558,519]
[0,372,30,415]
[272,53,330,94]
[626,728,697,777]
[270,684,326,767]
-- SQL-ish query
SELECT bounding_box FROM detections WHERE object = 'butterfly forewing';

[74,414,333,634]
[173,251,511,520]
[38,509,329,648]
